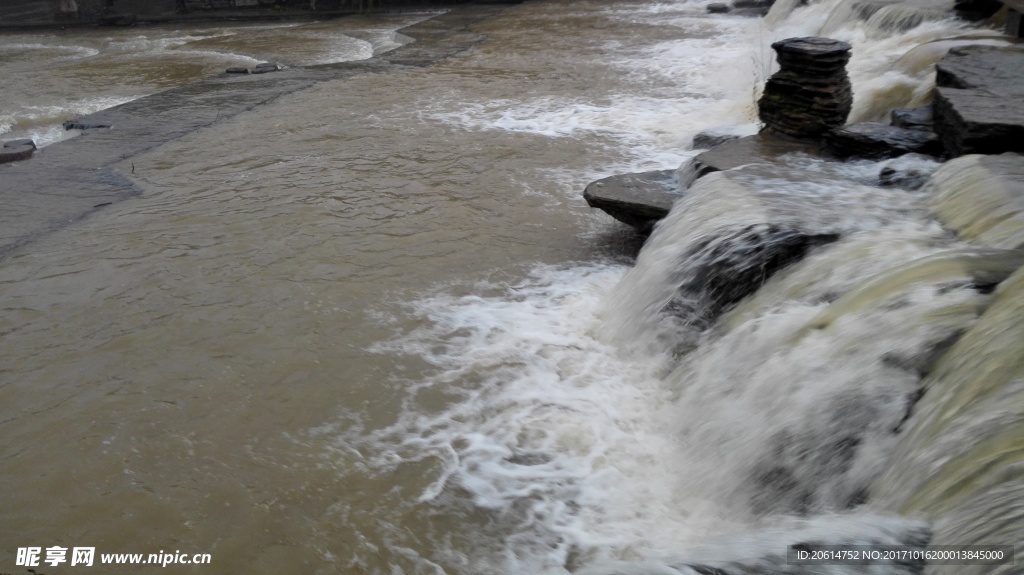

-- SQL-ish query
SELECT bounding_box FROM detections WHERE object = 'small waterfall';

[587,0,1024,559]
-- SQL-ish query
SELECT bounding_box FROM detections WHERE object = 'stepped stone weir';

[759,37,853,139]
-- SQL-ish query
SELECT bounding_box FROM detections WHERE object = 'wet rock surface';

[583,170,680,233]
[0,5,508,258]
[693,133,821,176]
[825,122,943,159]
[933,45,1024,156]
[0,141,35,164]
[692,130,742,149]
[669,223,840,326]
[759,37,853,138]
[890,105,934,131]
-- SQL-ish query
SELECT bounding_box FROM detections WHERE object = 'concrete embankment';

[0,4,510,258]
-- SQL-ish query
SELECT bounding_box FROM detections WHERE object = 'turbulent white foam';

[344,264,738,571]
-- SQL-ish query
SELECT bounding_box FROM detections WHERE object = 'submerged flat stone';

[933,45,1024,156]
[582,169,680,233]
[825,122,942,159]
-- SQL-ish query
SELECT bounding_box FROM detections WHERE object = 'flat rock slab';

[0,143,34,164]
[693,133,821,176]
[583,169,680,233]
[933,45,1024,156]
[825,122,942,159]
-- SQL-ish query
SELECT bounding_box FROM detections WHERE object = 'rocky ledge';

[582,170,680,233]
[933,45,1024,156]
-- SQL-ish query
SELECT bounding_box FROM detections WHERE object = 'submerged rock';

[666,224,840,326]
[225,66,250,74]
[933,45,1024,156]
[825,122,942,159]
[63,120,112,130]
[707,3,731,13]
[691,129,743,149]
[583,170,680,233]
[891,105,934,131]
[878,153,940,190]
[759,37,853,138]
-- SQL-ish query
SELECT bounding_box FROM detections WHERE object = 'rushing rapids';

[0,0,1021,574]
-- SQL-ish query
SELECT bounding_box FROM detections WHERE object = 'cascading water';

[351,1,1023,573]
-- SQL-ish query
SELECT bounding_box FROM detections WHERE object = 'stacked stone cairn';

[759,37,853,138]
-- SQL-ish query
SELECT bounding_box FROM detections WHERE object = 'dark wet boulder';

[251,62,281,74]
[669,224,840,324]
[759,37,853,138]
[890,105,933,131]
[734,0,774,8]
[707,3,731,13]
[583,170,680,233]
[225,66,250,74]
[825,122,942,159]
[0,141,35,164]
[933,45,1024,156]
